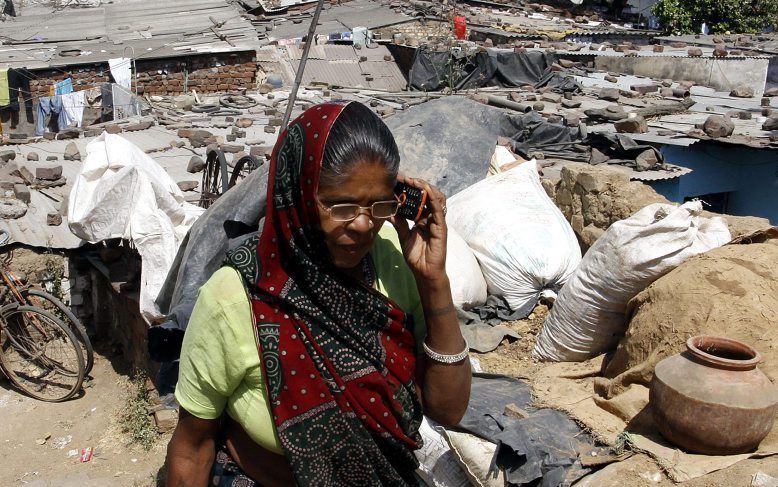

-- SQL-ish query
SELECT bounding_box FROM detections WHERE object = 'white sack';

[68,133,204,323]
[533,201,731,362]
[447,161,581,317]
[414,417,472,487]
[446,226,487,310]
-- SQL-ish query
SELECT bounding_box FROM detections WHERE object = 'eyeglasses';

[318,199,401,222]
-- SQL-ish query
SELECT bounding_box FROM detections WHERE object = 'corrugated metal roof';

[0,0,260,69]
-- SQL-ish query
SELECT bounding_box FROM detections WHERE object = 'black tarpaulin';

[408,48,557,91]
[457,375,597,487]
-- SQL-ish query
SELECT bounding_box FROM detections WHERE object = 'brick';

[13,184,30,203]
[47,212,63,226]
[36,165,63,181]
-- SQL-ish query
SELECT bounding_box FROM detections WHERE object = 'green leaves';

[651,0,778,35]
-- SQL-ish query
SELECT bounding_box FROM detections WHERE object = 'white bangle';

[423,338,469,364]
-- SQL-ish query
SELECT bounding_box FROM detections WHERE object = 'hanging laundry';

[0,68,10,106]
[112,83,141,120]
[108,58,132,90]
[59,90,86,129]
[35,96,63,135]
[7,68,32,111]
[55,78,73,95]
[100,83,113,122]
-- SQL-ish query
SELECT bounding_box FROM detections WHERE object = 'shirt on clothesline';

[59,90,86,129]
[108,58,132,90]
[55,78,73,95]
[0,69,10,106]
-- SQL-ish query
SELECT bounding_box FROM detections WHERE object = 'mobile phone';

[394,181,431,222]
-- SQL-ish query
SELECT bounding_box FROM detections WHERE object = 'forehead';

[317,161,395,204]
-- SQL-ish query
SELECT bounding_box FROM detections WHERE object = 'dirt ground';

[0,343,169,487]
[471,305,778,487]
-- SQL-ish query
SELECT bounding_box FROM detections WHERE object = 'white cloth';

[59,90,85,128]
[108,57,132,90]
[111,84,142,120]
[68,133,205,323]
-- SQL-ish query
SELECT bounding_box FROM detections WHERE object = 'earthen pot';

[650,335,778,455]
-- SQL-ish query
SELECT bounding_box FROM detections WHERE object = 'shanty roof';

[263,0,412,41]
[259,43,408,91]
[656,34,778,56]
[0,0,260,70]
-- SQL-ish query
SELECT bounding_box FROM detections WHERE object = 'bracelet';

[423,338,469,364]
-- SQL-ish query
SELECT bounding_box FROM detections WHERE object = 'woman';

[166,101,471,487]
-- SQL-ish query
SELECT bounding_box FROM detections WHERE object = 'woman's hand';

[390,176,448,283]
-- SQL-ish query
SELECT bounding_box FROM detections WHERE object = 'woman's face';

[316,160,395,269]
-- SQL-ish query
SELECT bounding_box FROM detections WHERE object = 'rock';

[702,115,735,138]
[765,88,778,97]
[660,88,675,98]
[187,156,205,173]
[604,75,618,83]
[220,144,244,154]
[56,129,80,140]
[564,115,580,127]
[547,114,563,124]
[532,102,545,111]
[18,166,34,184]
[169,140,185,149]
[26,152,39,162]
[0,198,27,219]
[713,45,728,57]
[730,85,755,98]
[376,106,395,117]
[177,128,194,138]
[687,47,703,57]
[268,117,283,127]
[226,133,237,142]
[0,150,16,163]
[635,149,659,171]
[47,212,63,226]
[250,146,274,159]
[763,118,778,131]
[105,124,122,134]
[589,148,609,165]
[606,105,624,114]
[630,84,658,95]
[177,181,199,192]
[63,142,81,161]
[187,130,214,148]
[598,88,620,101]
[123,121,153,132]
[46,155,58,161]
[258,83,274,94]
[762,97,771,107]
[13,184,30,203]
[661,79,673,87]
[483,38,493,48]
[589,43,602,51]
[585,108,627,122]
[36,165,63,181]
[670,42,687,48]
[154,409,178,434]
[561,99,581,109]
[614,115,648,134]
[541,93,562,104]
[558,59,576,69]
[264,125,277,134]
[235,118,253,128]
[653,45,665,53]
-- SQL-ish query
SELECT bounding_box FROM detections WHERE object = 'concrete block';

[13,184,31,203]
[36,165,64,181]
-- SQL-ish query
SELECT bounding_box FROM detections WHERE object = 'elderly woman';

[165,101,471,487]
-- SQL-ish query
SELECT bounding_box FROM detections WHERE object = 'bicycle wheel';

[0,306,85,402]
[24,288,94,374]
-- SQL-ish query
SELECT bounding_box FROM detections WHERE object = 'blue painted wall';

[649,144,778,224]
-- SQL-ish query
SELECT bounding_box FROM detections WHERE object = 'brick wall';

[374,19,452,41]
[25,50,258,100]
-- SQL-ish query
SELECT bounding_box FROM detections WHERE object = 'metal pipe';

[672,88,691,98]
[485,95,532,113]
[281,0,327,129]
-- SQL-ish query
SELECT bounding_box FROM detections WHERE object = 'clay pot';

[650,335,778,455]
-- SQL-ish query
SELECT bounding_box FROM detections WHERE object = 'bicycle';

[0,302,85,401]
[0,230,94,374]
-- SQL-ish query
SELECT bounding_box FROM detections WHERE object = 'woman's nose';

[347,211,374,233]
